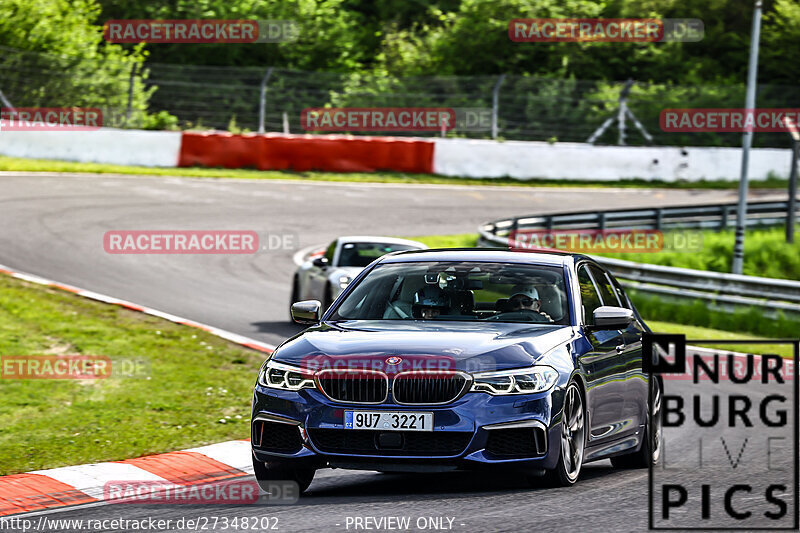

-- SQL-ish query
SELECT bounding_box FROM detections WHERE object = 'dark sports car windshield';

[330,261,570,325]
[338,242,420,267]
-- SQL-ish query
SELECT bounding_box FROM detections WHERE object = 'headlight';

[470,366,558,395]
[338,275,351,289]
[258,360,316,391]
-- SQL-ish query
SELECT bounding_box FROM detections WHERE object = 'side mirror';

[291,300,322,324]
[312,256,329,268]
[590,306,634,330]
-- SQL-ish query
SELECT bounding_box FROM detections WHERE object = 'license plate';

[344,411,433,432]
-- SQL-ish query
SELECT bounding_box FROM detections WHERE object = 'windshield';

[337,242,420,267]
[330,261,570,325]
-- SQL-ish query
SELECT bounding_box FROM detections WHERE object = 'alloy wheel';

[561,384,585,482]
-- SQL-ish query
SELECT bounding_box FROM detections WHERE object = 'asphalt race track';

[0,172,782,347]
[0,173,794,532]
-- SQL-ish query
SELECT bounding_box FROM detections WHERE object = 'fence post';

[258,67,274,134]
[0,89,15,111]
[787,138,799,243]
[491,74,506,140]
[124,63,138,127]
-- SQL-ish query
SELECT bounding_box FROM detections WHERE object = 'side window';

[323,240,337,263]
[609,275,631,310]
[589,265,622,307]
[577,265,603,325]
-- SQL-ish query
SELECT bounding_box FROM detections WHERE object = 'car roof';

[378,248,593,267]
[337,236,428,248]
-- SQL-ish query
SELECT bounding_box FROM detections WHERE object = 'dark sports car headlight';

[258,360,316,391]
[470,366,558,395]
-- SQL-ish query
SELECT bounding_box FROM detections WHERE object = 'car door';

[576,263,628,445]
[606,271,648,434]
[305,240,337,300]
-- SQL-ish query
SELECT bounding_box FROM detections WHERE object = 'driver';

[412,285,451,319]
[508,285,552,322]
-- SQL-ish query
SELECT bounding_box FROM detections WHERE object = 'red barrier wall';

[178,132,435,174]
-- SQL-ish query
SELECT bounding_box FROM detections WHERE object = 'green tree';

[0,0,151,127]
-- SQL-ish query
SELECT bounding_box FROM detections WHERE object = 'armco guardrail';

[479,200,797,234]
[478,200,800,315]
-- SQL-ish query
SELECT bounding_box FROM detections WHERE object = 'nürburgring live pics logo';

[644,333,798,530]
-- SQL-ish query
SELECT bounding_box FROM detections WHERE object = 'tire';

[611,377,663,469]
[542,381,586,487]
[289,277,300,322]
[252,455,315,494]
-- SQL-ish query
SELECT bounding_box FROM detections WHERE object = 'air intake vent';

[308,428,472,456]
[392,371,469,405]
[317,369,389,404]
[252,420,303,453]
[486,426,547,458]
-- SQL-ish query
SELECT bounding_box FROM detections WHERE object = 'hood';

[329,266,363,278]
[272,320,576,373]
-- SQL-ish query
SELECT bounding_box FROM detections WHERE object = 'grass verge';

[0,273,266,476]
[0,155,788,189]
[648,321,795,359]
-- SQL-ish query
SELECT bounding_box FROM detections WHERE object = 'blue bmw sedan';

[251,249,663,491]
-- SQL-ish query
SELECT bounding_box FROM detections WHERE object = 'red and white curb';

[0,263,278,517]
[0,441,254,516]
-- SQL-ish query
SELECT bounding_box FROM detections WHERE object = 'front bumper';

[251,384,562,472]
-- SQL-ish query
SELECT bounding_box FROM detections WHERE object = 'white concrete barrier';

[0,128,182,167]
[0,127,792,181]
[433,138,791,182]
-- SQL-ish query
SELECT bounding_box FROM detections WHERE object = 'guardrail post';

[720,206,729,231]
[508,218,518,248]
[598,212,606,230]
[546,216,553,230]
[654,209,662,230]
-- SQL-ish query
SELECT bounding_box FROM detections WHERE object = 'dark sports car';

[251,249,663,491]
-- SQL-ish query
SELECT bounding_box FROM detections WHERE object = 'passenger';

[412,285,451,319]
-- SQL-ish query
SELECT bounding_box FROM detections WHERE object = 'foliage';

[0,0,151,125]
[598,225,800,280]
[631,290,800,339]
